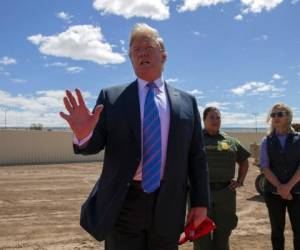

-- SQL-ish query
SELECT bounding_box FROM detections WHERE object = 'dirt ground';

[0,159,293,250]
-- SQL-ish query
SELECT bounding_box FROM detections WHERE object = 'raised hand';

[59,88,103,140]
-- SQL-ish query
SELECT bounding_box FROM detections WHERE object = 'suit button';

[127,182,130,187]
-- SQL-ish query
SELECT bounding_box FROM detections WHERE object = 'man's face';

[129,35,166,81]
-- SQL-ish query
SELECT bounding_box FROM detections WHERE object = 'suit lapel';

[166,83,181,121]
[164,83,181,179]
[125,80,141,150]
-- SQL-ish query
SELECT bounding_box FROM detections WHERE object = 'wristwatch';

[236,180,244,186]
[237,180,244,186]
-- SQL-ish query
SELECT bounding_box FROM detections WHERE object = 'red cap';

[178,217,216,245]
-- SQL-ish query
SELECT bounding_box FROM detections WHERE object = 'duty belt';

[210,181,230,191]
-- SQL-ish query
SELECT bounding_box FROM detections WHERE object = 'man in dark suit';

[60,23,209,250]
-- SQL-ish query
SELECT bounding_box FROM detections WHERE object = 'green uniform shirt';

[203,130,250,182]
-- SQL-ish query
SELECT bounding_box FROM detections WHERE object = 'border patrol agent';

[194,107,250,250]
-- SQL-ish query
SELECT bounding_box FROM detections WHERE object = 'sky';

[0,0,300,128]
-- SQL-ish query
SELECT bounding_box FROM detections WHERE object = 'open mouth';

[140,60,150,66]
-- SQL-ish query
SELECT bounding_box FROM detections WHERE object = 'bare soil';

[0,159,293,250]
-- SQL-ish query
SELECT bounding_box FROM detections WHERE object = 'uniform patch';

[219,141,230,150]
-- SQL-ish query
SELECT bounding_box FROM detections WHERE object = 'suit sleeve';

[188,97,210,208]
[73,89,107,155]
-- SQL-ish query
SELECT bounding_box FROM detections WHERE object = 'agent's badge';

[220,141,229,150]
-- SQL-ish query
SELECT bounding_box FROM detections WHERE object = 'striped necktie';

[142,82,162,193]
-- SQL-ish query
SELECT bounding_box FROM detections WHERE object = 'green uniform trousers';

[194,186,238,250]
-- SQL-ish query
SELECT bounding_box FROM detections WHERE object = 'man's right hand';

[59,88,103,140]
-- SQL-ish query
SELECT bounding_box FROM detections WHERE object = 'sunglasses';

[270,111,287,118]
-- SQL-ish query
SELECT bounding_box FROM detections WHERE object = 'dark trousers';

[264,192,300,250]
[105,182,179,250]
[194,186,237,250]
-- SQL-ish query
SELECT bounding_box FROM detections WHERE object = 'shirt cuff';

[73,133,93,146]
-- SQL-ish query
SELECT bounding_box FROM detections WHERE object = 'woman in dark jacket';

[260,103,300,250]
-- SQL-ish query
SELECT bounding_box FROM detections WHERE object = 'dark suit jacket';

[75,80,209,241]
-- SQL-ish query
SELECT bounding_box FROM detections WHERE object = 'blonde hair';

[129,23,165,51]
[267,103,295,135]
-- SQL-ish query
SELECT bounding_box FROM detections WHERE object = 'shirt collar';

[203,129,225,139]
[275,131,288,137]
[137,76,164,93]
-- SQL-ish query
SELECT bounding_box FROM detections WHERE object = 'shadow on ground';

[247,194,265,203]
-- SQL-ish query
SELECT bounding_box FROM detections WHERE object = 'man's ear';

[129,51,133,64]
[161,52,167,63]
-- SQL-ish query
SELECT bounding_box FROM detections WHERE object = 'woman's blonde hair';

[267,103,294,134]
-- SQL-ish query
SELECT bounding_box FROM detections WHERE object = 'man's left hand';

[187,207,207,228]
